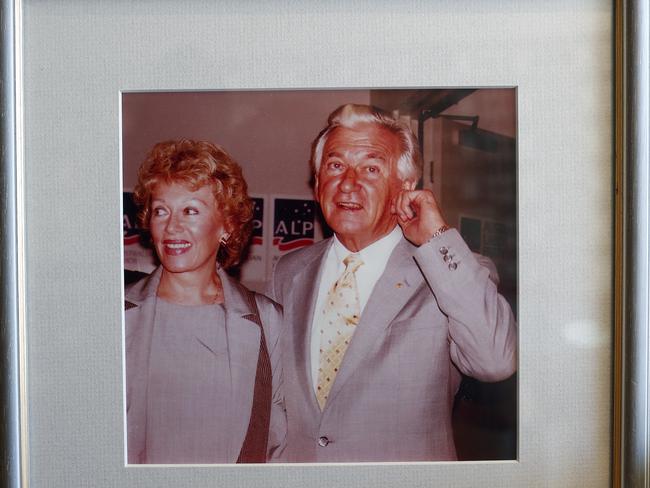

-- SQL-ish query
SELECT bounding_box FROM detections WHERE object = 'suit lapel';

[219,269,262,460]
[324,238,424,407]
[124,268,161,463]
[125,268,162,395]
[286,240,331,412]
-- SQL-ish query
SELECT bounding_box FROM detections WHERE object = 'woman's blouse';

[144,299,235,464]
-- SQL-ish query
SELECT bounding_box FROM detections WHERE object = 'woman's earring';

[220,233,230,246]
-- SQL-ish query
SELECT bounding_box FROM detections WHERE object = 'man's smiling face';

[315,123,406,252]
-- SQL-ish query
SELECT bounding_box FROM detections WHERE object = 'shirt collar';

[332,225,403,267]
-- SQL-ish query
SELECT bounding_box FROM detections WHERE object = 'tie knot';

[343,253,363,273]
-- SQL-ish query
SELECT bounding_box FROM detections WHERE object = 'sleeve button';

[439,246,448,255]
[448,262,458,270]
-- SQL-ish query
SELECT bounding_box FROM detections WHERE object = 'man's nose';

[339,168,359,192]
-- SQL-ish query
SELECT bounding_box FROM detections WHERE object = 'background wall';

[122,90,371,195]
[442,89,516,137]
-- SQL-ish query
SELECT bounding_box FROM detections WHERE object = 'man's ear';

[313,176,320,203]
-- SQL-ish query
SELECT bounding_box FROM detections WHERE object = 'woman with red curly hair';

[124,139,285,464]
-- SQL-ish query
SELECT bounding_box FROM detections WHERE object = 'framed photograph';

[2,0,648,486]
[121,88,518,465]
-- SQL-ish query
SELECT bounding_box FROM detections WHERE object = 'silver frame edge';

[0,0,22,487]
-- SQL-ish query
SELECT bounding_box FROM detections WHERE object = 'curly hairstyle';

[133,139,254,270]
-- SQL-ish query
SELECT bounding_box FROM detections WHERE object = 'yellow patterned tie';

[316,253,364,410]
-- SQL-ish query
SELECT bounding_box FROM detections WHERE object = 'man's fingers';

[394,191,416,221]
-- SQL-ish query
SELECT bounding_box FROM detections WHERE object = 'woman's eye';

[367,166,379,174]
[152,207,167,217]
[185,208,199,215]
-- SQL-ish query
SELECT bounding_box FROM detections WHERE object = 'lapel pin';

[396,282,403,288]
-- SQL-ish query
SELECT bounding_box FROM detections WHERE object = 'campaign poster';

[238,196,266,288]
[269,196,323,276]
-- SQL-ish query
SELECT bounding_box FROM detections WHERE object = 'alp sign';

[272,198,316,252]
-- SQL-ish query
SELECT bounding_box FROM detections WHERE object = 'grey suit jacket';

[125,267,286,463]
[269,229,517,462]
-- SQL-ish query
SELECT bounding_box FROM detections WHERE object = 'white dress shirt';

[310,226,403,392]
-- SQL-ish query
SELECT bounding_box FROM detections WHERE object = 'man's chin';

[329,221,367,237]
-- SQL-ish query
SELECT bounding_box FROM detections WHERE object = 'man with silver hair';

[269,103,517,462]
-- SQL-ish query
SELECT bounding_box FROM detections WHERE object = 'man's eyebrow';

[325,150,386,159]
[364,151,386,160]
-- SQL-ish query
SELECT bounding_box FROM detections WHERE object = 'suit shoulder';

[252,290,283,316]
[124,270,156,301]
[124,276,146,311]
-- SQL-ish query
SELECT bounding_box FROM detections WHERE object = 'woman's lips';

[162,240,192,255]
